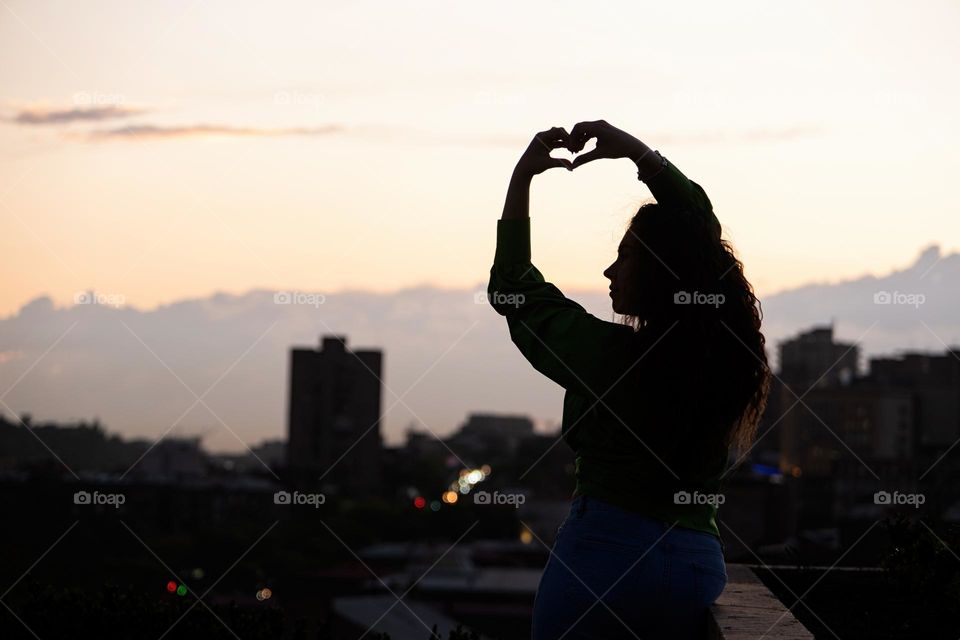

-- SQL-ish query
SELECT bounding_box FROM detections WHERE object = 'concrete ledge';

[707,564,814,639]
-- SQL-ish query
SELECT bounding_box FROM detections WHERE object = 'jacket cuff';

[495,218,531,264]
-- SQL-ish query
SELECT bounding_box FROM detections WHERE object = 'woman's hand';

[514,127,574,179]
[567,120,649,170]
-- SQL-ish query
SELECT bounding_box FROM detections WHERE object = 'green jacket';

[487,156,728,539]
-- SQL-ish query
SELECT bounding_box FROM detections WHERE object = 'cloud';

[81,123,346,140]
[11,104,148,125]
[15,110,820,147]
[78,122,508,143]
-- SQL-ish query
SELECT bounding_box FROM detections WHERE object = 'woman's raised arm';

[501,127,573,221]
[568,120,720,234]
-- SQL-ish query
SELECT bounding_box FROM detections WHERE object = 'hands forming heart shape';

[516,120,648,177]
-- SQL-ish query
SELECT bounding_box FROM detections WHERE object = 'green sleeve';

[487,217,639,399]
[645,156,721,233]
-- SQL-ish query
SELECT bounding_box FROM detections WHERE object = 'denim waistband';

[569,494,725,551]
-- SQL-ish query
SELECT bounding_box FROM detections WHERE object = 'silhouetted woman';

[487,121,771,639]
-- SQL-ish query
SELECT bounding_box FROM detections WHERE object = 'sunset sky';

[2,0,959,318]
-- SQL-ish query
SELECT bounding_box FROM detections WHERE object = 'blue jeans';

[531,494,727,640]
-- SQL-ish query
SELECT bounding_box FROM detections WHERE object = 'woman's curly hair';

[615,201,772,457]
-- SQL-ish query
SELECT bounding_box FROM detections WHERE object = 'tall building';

[777,325,859,479]
[447,413,535,459]
[775,326,860,527]
[287,335,383,496]
[869,352,960,450]
[772,326,960,528]
[778,325,859,390]
[783,387,914,478]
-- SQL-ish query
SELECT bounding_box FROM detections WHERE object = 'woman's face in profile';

[603,230,640,315]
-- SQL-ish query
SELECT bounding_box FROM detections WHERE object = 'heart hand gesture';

[567,120,647,170]
[515,127,574,178]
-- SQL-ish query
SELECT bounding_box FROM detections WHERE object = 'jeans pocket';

[561,533,665,635]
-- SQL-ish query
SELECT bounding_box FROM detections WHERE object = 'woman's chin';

[613,301,639,316]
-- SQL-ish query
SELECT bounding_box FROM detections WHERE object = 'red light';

[413,496,426,509]
[166,581,177,593]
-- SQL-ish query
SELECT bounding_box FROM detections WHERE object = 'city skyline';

[3,317,957,456]
[1,240,957,454]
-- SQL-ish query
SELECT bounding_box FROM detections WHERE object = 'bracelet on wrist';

[635,149,667,181]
